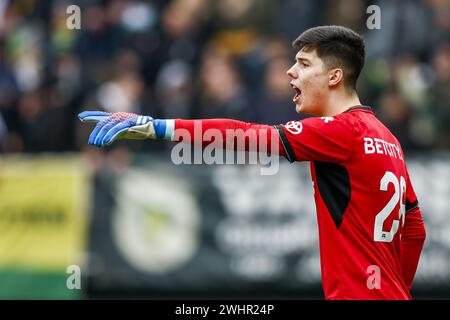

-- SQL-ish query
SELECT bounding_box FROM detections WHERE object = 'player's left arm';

[400,168,426,291]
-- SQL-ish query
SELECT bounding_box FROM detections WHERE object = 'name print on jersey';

[363,137,403,160]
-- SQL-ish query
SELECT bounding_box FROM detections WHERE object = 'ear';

[328,68,344,87]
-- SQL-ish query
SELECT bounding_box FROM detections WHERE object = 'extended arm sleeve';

[400,169,426,290]
[172,117,355,163]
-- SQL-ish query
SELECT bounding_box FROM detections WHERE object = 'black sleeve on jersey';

[275,125,297,163]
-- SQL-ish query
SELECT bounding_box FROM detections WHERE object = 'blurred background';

[0,0,449,299]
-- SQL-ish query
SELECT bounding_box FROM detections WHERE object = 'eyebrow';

[295,56,311,63]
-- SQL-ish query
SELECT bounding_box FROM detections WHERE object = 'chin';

[296,102,321,116]
[295,103,308,115]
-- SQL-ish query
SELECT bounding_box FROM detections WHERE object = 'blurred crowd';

[0,0,449,154]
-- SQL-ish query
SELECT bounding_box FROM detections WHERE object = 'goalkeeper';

[79,25,426,300]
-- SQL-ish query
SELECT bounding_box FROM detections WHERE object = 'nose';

[286,65,297,79]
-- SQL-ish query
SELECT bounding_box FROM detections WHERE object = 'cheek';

[304,71,327,93]
[302,74,328,111]
[301,69,320,85]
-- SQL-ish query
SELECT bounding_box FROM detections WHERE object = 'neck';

[322,90,362,116]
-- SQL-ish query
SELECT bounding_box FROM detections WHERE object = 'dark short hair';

[293,25,365,91]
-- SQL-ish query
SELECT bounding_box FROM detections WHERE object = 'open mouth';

[291,84,302,103]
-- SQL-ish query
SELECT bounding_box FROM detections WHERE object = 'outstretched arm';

[78,111,285,156]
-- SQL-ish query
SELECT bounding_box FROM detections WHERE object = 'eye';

[296,60,308,67]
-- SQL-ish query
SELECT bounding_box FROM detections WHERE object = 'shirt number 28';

[374,171,406,243]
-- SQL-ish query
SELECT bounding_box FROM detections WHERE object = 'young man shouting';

[79,25,426,300]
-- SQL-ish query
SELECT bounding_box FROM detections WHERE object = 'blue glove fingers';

[94,121,117,147]
[102,122,132,146]
[78,111,110,122]
[88,121,107,145]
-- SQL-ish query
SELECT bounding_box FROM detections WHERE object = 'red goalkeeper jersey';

[173,105,426,300]
[275,105,425,299]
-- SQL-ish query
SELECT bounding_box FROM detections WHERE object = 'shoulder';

[295,114,357,136]
[278,115,357,146]
[276,115,356,163]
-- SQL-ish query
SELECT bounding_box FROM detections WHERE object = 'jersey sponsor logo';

[363,137,403,160]
[320,116,334,123]
[284,121,303,135]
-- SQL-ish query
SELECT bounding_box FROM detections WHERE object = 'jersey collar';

[342,105,373,114]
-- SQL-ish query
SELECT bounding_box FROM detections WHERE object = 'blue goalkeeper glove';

[78,111,172,147]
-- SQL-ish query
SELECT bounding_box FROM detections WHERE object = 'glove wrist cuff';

[153,119,174,140]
